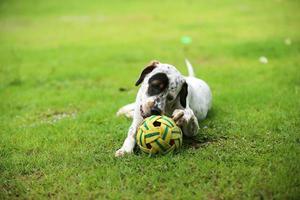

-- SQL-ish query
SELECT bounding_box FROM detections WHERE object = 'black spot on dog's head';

[147,73,169,96]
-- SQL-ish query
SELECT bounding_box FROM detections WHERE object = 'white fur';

[116,102,135,118]
[185,58,195,77]
[185,77,212,120]
[115,60,212,157]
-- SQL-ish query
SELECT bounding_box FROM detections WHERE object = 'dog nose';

[150,107,162,115]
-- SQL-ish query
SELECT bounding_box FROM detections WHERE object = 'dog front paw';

[115,148,133,157]
[172,109,186,126]
[172,108,196,127]
[115,148,126,157]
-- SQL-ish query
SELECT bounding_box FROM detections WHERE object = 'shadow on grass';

[205,106,217,120]
[182,136,216,149]
[183,107,226,149]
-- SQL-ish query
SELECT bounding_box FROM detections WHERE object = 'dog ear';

[135,60,159,86]
[179,82,188,108]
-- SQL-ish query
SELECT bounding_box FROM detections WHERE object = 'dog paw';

[115,148,133,157]
[115,149,126,157]
[172,109,186,126]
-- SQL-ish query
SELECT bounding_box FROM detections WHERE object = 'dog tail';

[185,58,195,77]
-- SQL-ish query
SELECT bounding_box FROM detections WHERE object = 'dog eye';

[167,95,174,101]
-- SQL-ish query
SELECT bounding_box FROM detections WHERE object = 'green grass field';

[1,0,299,199]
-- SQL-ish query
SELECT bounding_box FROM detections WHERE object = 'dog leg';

[115,112,143,157]
[116,103,135,119]
[172,108,199,137]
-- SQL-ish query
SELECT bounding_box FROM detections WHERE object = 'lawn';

[0,0,299,199]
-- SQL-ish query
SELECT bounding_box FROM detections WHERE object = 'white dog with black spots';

[116,60,212,157]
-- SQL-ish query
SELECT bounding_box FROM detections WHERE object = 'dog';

[115,59,212,157]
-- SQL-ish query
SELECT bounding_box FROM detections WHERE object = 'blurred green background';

[0,0,299,199]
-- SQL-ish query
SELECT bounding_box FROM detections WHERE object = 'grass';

[0,0,299,199]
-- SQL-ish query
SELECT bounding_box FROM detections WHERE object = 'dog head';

[135,60,188,118]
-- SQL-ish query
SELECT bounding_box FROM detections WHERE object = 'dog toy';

[136,115,183,155]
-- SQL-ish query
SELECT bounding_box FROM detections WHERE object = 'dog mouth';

[140,105,151,119]
[140,105,164,118]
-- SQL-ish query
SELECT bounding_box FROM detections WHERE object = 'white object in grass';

[284,38,291,45]
[259,56,268,64]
